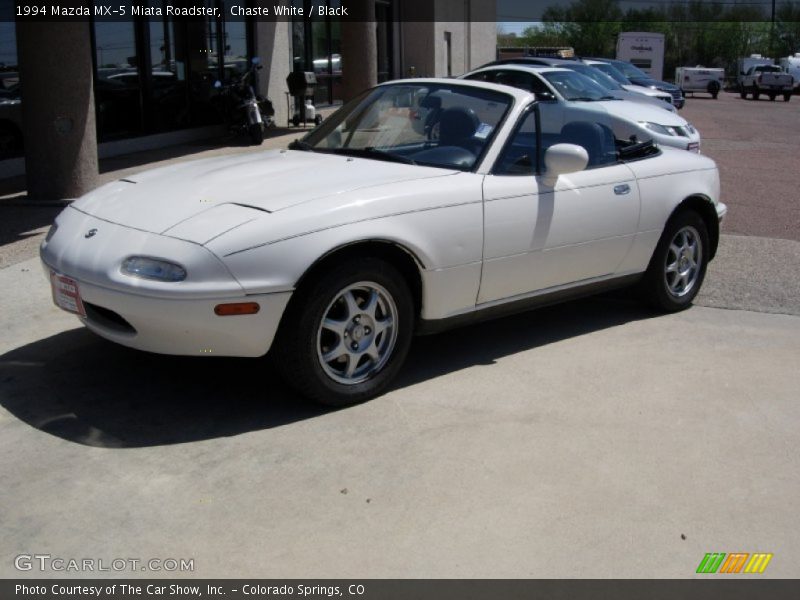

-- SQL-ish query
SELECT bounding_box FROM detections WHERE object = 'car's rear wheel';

[274,258,414,406]
[640,210,709,312]
[784,93,792,102]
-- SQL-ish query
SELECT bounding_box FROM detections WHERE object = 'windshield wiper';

[329,147,417,165]
[570,97,602,102]
[288,139,315,151]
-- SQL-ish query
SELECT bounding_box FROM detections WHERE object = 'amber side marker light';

[214,302,260,316]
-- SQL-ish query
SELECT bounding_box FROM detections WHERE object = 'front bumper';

[42,261,291,356]
[40,208,292,357]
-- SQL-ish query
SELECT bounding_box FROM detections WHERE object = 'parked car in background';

[740,65,793,101]
[462,65,700,151]
[581,59,675,106]
[590,57,685,109]
[778,53,800,91]
[480,56,676,112]
[40,78,725,405]
[675,67,725,99]
[736,54,774,88]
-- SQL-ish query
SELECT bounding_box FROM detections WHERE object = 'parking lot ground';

[1,91,799,579]
[0,258,799,578]
[680,91,800,242]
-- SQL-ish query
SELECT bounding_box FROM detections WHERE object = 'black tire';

[639,210,710,313]
[708,81,720,99]
[784,93,791,102]
[769,93,776,101]
[711,91,718,99]
[248,123,264,145]
[739,86,746,99]
[753,87,760,100]
[314,114,323,126]
[274,258,415,406]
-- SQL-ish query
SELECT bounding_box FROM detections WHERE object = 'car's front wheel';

[640,210,709,312]
[275,258,414,406]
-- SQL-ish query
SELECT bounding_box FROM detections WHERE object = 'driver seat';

[438,107,480,151]
[559,121,616,167]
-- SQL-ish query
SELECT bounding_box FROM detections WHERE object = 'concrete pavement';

[0,255,798,578]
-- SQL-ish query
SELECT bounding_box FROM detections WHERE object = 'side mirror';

[544,143,589,178]
[213,80,222,89]
[535,91,555,101]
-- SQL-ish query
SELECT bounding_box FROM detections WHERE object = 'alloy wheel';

[664,225,703,298]
[316,282,399,385]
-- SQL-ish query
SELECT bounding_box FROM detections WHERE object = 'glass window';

[93,19,144,141]
[302,83,512,171]
[496,110,538,176]
[592,62,630,85]
[147,1,189,132]
[222,0,249,80]
[0,15,22,159]
[540,70,611,101]
[176,3,224,127]
[293,0,375,106]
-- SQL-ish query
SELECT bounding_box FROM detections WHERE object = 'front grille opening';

[84,302,137,335]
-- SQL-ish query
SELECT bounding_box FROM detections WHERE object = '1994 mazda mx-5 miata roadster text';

[41,78,726,405]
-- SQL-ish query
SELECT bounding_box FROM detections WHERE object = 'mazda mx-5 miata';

[41,78,726,406]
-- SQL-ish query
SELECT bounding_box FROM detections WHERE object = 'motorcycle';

[214,57,275,145]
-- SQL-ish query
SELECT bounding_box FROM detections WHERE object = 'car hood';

[615,90,677,112]
[73,149,456,236]
[593,99,687,126]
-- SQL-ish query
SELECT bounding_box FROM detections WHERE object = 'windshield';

[299,83,513,171]
[591,62,631,85]
[564,64,623,91]
[540,71,616,101]
[614,61,651,80]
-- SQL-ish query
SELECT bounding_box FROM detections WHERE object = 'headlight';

[121,257,187,282]
[640,122,675,136]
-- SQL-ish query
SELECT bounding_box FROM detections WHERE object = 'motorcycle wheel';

[248,123,264,145]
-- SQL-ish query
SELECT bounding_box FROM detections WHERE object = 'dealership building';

[0,0,495,200]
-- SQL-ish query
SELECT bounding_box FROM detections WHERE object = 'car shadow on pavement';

[0,295,655,449]
[0,195,62,250]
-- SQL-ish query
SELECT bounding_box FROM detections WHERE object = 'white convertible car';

[41,79,726,405]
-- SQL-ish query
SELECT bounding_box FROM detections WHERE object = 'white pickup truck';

[740,65,793,101]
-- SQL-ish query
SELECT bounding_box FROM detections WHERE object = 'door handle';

[614,184,631,195]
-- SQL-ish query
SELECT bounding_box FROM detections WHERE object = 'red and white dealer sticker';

[50,272,86,317]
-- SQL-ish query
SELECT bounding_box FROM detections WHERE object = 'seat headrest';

[439,107,480,145]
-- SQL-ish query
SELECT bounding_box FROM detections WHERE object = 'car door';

[478,106,641,304]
